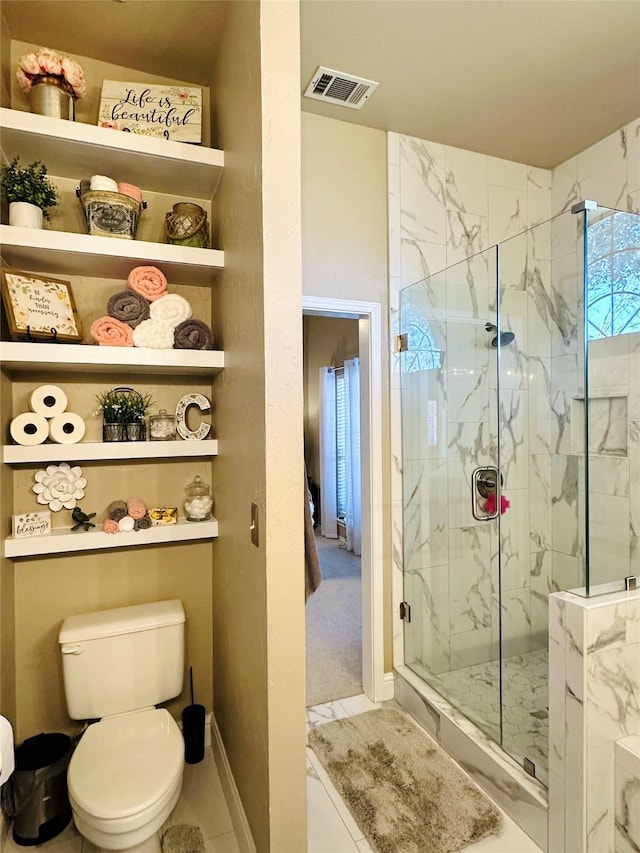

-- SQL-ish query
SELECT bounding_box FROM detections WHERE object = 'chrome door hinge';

[395,334,408,353]
[399,601,411,623]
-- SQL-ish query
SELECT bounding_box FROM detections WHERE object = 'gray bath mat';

[308,707,503,853]
[161,824,205,853]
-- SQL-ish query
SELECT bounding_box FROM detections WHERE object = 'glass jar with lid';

[184,475,213,522]
[149,408,176,441]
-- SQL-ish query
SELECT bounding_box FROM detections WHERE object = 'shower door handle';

[471,466,500,520]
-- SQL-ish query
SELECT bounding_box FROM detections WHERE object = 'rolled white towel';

[90,174,119,192]
[132,317,175,349]
[118,515,135,533]
[149,293,193,328]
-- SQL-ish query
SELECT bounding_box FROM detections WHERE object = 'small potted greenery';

[0,156,59,228]
[96,387,155,442]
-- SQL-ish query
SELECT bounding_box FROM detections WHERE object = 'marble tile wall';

[548,587,640,853]
[614,734,640,852]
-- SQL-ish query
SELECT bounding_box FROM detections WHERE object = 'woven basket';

[76,187,146,240]
[165,202,209,248]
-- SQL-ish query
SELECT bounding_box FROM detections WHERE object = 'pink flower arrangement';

[16,48,87,99]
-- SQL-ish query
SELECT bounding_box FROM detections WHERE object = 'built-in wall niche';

[571,395,628,457]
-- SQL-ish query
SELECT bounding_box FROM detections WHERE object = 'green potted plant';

[0,156,59,228]
[95,387,155,442]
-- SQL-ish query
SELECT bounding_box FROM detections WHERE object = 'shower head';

[485,322,515,348]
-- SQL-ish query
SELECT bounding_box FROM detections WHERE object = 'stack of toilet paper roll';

[10,385,86,446]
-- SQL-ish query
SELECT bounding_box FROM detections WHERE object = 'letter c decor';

[175,393,212,441]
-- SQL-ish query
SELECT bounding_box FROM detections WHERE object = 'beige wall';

[301,113,393,671]
[212,2,306,850]
[303,315,359,487]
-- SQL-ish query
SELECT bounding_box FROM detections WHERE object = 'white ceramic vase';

[9,202,44,229]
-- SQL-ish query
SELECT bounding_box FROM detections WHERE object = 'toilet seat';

[68,707,183,843]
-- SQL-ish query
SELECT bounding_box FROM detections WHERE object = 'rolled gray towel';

[107,499,128,521]
[173,319,213,350]
[107,290,150,329]
[134,513,152,531]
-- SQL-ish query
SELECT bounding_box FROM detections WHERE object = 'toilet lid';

[68,708,184,819]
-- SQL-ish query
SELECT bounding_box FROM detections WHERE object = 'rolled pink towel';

[90,316,134,347]
[103,518,118,534]
[117,182,142,203]
[127,497,147,520]
[118,515,135,533]
[127,266,168,302]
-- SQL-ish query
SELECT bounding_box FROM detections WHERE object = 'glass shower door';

[400,248,502,745]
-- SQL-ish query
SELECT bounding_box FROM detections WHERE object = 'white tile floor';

[2,750,240,853]
[4,699,543,853]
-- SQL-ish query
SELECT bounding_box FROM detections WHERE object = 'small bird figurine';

[71,506,96,531]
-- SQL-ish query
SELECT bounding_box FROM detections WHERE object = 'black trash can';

[2,732,73,846]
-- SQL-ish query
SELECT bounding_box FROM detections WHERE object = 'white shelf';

[1,109,224,559]
[3,517,219,558]
[3,439,218,465]
[0,341,224,375]
[0,108,224,199]
[0,226,224,286]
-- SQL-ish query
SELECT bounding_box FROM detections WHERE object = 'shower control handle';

[471,466,502,520]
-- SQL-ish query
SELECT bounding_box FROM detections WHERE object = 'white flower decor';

[33,463,86,511]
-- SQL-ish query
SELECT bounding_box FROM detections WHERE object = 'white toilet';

[58,599,186,850]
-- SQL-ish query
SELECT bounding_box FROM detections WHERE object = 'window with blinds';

[335,367,346,519]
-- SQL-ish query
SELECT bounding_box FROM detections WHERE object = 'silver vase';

[103,423,126,442]
[30,78,74,120]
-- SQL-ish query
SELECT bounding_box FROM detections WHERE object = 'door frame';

[302,295,385,702]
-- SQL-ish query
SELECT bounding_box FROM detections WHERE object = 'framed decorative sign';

[1,270,83,343]
[12,511,51,539]
[98,81,202,143]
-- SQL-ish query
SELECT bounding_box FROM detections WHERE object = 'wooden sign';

[1,270,83,343]
[98,81,202,143]
[13,511,51,539]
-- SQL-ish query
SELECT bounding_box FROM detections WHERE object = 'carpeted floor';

[308,708,503,853]
[306,533,362,707]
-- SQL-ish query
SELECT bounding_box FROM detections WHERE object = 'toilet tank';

[59,599,185,720]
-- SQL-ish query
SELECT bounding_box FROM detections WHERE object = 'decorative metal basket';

[76,186,147,240]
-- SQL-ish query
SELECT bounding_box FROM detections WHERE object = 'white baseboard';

[210,715,256,853]
[382,671,395,701]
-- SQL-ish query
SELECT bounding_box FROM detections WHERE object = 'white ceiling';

[3,0,639,169]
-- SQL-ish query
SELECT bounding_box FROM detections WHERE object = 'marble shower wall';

[391,115,640,677]
[548,587,640,852]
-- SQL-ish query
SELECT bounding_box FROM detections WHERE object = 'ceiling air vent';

[303,66,378,110]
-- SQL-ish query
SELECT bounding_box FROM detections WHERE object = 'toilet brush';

[182,666,205,764]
